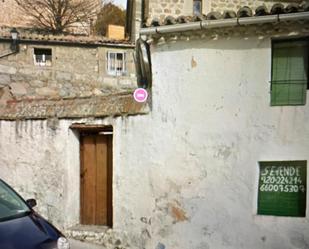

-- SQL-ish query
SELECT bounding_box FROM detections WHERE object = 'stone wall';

[0,40,138,119]
[148,0,185,22]
[210,0,303,13]
[147,0,304,23]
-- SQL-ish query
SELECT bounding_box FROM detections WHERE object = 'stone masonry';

[149,0,185,22]
[147,0,305,23]
[210,0,304,13]
[0,43,135,100]
[0,31,145,119]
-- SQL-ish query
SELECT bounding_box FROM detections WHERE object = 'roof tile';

[147,3,309,27]
[0,26,133,46]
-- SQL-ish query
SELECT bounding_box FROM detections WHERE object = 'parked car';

[0,179,70,249]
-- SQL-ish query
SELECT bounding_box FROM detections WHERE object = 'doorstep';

[66,225,129,248]
[66,225,110,245]
[69,239,106,249]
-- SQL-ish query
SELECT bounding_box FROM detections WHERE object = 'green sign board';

[258,161,307,217]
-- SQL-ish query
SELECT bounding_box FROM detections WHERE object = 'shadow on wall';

[155,32,271,52]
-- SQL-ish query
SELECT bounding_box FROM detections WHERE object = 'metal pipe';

[237,15,278,25]
[141,22,202,35]
[278,12,309,21]
[140,12,309,36]
[156,22,202,34]
[202,18,238,28]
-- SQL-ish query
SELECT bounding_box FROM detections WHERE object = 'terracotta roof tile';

[146,3,309,27]
[0,26,133,47]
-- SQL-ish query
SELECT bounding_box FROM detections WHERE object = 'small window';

[106,51,126,76]
[271,39,309,106]
[193,0,202,15]
[258,161,307,217]
[33,48,52,66]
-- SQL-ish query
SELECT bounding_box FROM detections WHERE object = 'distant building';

[107,25,125,40]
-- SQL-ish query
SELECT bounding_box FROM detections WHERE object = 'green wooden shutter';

[271,40,308,106]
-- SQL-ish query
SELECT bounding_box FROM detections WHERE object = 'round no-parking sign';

[133,88,148,103]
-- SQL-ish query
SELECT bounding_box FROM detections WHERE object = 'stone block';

[10,83,28,96]
[0,64,17,74]
[75,74,88,81]
[19,67,34,76]
[31,80,45,87]
[59,88,71,97]
[92,88,103,96]
[36,87,59,97]
[0,86,13,105]
[56,71,72,81]
[0,74,10,85]
[103,77,118,86]
[11,74,31,83]
[119,78,134,87]
[35,70,53,79]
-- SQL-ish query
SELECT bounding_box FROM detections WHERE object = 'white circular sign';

[133,88,148,103]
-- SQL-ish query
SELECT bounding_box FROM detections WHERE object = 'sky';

[113,0,127,9]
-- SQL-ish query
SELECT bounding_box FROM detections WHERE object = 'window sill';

[270,104,306,106]
[107,73,128,77]
[33,63,52,67]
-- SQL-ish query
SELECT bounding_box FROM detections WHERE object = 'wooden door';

[80,133,112,226]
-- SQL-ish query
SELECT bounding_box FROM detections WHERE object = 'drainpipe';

[141,0,145,29]
[140,12,309,35]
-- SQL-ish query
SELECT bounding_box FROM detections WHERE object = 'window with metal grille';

[33,48,52,66]
[193,0,202,15]
[270,39,308,106]
[106,51,126,76]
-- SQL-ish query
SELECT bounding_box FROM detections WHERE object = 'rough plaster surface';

[0,118,122,231]
[115,28,309,249]
[0,93,149,119]
[1,20,309,249]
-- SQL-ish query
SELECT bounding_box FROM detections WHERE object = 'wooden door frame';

[70,124,113,227]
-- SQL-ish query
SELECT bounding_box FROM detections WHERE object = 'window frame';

[33,48,52,67]
[106,51,127,76]
[193,0,203,15]
[270,37,309,106]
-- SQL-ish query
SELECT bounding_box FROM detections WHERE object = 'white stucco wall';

[1,32,309,249]
[113,35,309,248]
[0,119,78,228]
[0,118,121,229]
